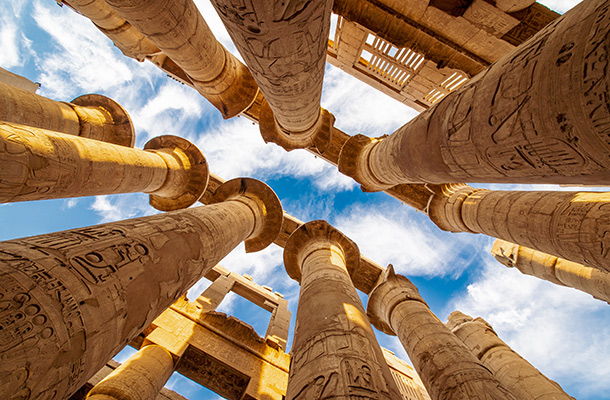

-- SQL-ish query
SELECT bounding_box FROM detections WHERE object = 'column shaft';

[428,186,610,274]
[492,239,610,304]
[447,311,575,399]
[86,345,175,400]
[0,124,206,210]
[210,0,332,133]
[104,0,258,118]
[0,178,282,399]
[367,267,517,400]
[0,82,134,147]
[339,0,610,186]
[284,221,401,399]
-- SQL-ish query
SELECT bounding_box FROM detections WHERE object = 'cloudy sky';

[2,0,610,399]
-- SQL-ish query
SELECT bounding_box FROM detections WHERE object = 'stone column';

[426,184,610,275]
[195,273,235,313]
[367,266,517,400]
[210,0,334,150]
[0,177,283,399]
[0,125,206,211]
[86,345,176,400]
[104,0,258,119]
[63,0,160,61]
[283,220,401,399]
[492,239,610,304]
[0,81,134,147]
[447,311,575,399]
[339,0,610,187]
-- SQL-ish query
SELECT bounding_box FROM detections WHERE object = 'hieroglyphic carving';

[177,347,250,400]
[210,0,332,131]
[0,196,273,399]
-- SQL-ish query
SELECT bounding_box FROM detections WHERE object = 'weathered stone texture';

[447,311,575,399]
[284,220,401,399]
[367,266,517,400]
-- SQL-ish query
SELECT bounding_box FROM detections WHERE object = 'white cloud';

[333,203,475,277]
[451,260,610,399]
[538,0,582,13]
[0,20,21,68]
[196,117,356,191]
[90,193,157,223]
[32,1,134,98]
[63,198,79,209]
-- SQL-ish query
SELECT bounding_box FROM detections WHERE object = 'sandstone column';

[86,345,176,400]
[283,220,401,399]
[0,177,283,399]
[367,266,517,400]
[447,311,575,399]
[209,0,334,151]
[63,0,160,61]
[492,239,610,304]
[0,125,206,211]
[0,81,134,147]
[104,0,258,118]
[339,0,610,187]
[426,185,610,274]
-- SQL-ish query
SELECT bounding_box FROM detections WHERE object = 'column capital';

[446,312,503,359]
[338,134,395,191]
[367,265,427,335]
[70,93,135,147]
[144,135,209,211]
[283,220,359,282]
[209,177,283,252]
[427,183,480,232]
[259,103,334,152]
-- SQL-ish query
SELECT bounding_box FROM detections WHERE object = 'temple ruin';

[1,0,608,398]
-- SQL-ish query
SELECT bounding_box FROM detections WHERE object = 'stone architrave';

[195,273,235,313]
[0,82,135,147]
[0,177,283,399]
[63,0,160,61]
[367,266,517,400]
[0,126,206,211]
[426,185,610,274]
[492,239,610,304]
[86,345,176,400]
[283,220,401,399]
[447,311,575,399]
[103,0,258,118]
[338,0,610,186]
[209,0,334,150]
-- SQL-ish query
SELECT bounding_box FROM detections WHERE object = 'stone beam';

[103,0,258,119]
[447,311,575,399]
[86,345,177,400]
[0,82,134,147]
[63,0,160,61]
[338,0,610,186]
[0,127,206,211]
[491,239,610,304]
[0,177,282,399]
[367,266,517,400]
[0,67,40,93]
[283,220,401,399]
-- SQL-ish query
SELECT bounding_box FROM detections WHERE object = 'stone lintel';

[283,220,360,283]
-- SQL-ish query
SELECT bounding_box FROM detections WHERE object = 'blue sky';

[2,1,610,399]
